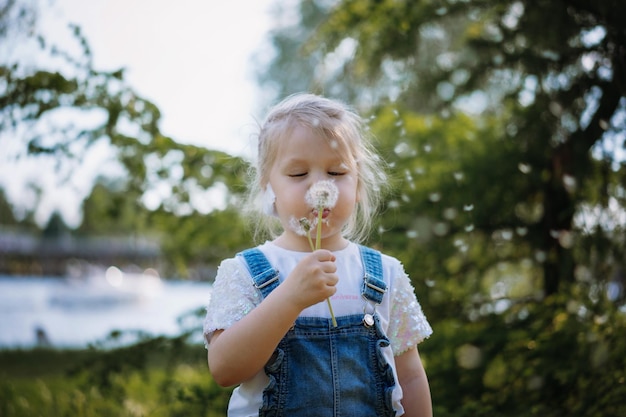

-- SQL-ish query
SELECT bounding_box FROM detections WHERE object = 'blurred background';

[1,0,625,416]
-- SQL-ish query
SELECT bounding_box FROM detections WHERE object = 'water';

[0,274,212,348]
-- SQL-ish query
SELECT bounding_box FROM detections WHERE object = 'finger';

[314,249,336,262]
[327,274,339,286]
[320,261,337,274]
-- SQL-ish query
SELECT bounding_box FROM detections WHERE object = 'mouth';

[312,209,331,220]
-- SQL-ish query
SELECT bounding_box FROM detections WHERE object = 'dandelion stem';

[315,207,323,251]
[315,205,337,327]
[326,298,338,327]
[306,234,315,251]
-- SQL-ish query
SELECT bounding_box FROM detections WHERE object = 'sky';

[51,0,275,155]
[1,0,279,226]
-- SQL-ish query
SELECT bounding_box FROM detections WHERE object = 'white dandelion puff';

[289,216,316,251]
[289,216,316,237]
[305,180,339,210]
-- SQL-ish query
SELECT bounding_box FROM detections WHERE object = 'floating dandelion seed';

[535,250,547,262]
[429,192,441,203]
[394,142,414,157]
[562,175,577,193]
[518,163,532,174]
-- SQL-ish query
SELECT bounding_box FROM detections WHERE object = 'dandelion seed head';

[288,216,319,237]
[305,180,339,209]
[289,217,309,236]
[299,217,312,231]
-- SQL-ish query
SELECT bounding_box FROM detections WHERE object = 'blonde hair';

[246,93,388,244]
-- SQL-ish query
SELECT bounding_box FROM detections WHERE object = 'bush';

[0,336,232,417]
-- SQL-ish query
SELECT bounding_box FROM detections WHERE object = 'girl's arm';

[207,250,338,387]
[395,346,433,417]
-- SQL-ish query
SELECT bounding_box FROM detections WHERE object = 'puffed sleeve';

[203,257,262,348]
[386,264,433,355]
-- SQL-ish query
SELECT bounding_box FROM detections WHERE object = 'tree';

[256,1,626,415]
[258,0,626,298]
[1,0,254,262]
[0,188,17,226]
[1,0,250,224]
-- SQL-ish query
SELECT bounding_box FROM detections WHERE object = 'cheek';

[338,185,359,208]
[343,178,360,201]
[274,184,305,209]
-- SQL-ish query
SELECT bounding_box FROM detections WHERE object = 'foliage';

[1,0,253,276]
[150,206,250,278]
[257,0,626,415]
[262,0,626,296]
[0,188,17,226]
[421,294,626,417]
[0,342,233,417]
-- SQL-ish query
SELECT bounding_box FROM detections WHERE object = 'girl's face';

[268,124,359,252]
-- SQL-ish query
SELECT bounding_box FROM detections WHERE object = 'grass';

[0,343,233,417]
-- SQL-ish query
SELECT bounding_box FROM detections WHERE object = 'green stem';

[326,298,337,327]
[315,207,323,250]
[315,206,337,327]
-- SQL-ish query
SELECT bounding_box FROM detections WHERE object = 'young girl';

[204,93,433,417]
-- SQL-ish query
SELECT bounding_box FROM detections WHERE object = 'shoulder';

[353,245,410,297]
[217,255,249,275]
[221,243,273,268]
[380,251,404,272]
[358,245,406,277]
[213,253,256,288]
[209,248,267,307]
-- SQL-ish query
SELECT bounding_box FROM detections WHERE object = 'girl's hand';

[282,249,338,310]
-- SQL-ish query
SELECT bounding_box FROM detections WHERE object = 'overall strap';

[238,248,280,299]
[359,245,387,304]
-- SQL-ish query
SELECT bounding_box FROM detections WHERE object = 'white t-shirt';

[204,241,432,417]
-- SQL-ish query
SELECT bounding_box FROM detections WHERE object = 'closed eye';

[288,173,307,177]
[329,172,346,176]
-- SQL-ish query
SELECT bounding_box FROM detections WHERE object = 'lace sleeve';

[203,257,261,348]
[387,267,433,355]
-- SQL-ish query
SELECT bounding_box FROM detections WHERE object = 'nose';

[309,170,327,185]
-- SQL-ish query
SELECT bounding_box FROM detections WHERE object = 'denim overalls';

[239,245,397,417]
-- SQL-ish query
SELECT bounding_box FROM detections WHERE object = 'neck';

[273,233,349,252]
